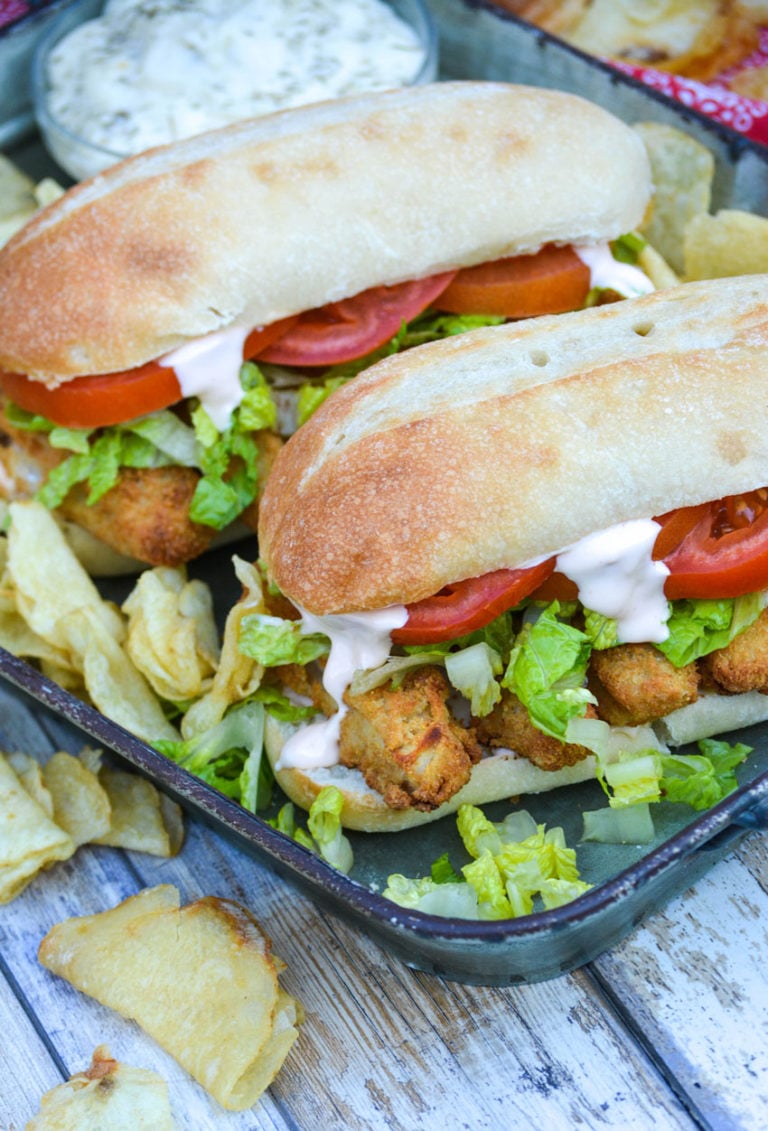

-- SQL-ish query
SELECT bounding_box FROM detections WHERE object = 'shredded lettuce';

[383,803,590,921]
[656,594,763,667]
[502,602,595,739]
[582,804,656,844]
[238,613,330,666]
[154,700,272,811]
[268,786,353,873]
[9,362,278,531]
[611,231,646,264]
[567,715,751,813]
[659,738,751,810]
[445,642,503,717]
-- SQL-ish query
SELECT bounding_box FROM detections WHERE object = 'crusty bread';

[0,82,650,384]
[265,690,768,831]
[259,275,768,614]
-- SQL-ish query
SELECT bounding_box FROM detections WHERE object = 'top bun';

[0,82,650,384]
[258,276,768,614]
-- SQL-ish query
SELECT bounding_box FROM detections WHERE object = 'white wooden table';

[1,675,767,1131]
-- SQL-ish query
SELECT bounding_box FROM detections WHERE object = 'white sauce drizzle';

[276,605,408,770]
[160,324,250,431]
[556,519,670,644]
[574,243,655,298]
[47,0,427,166]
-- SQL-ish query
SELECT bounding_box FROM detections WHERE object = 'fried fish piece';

[339,666,481,811]
[473,690,596,772]
[589,642,699,726]
[700,608,768,694]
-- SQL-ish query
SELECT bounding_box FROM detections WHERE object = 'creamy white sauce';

[574,243,655,298]
[276,604,408,770]
[160,324,250,431]
[47,0,427,166]
[556,519,670,644]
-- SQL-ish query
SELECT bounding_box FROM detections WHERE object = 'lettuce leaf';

[238,613,330,666]
[659,738,751,810]
[656,594,763,668]
[384,803,590,921]
[155,699,272,811]
[502,603,594,739]
[444,641,503,717]
[267,787,353,873]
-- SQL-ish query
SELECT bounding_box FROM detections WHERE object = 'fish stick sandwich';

[0,82,652,573]
[250,274,768,831]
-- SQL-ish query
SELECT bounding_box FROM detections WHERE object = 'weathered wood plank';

[592,836,768,1131]
[0,973,63,1130]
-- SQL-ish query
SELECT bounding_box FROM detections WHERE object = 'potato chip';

[42,752,112,847]
[39,885,302,1111]
[180,556,266,739]
[637,242,680,291]
[94,768,184,857]
[7,752,54,818]
[634,121,714,275]
[683,209,768,279]
[26,1044,176,1130]
[123,567,219,702]
[7,502,125,649]
[62,606,180,743]
[0,608,75,672]
[0,753,74,903]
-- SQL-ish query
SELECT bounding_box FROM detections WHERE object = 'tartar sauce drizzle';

[161,325,250,431]
[276,605,408,771]
[574,243,655,297]
[48,0,427,161]
[556,519,670,644]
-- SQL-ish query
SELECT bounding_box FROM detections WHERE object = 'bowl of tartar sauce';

[32,0,437,181]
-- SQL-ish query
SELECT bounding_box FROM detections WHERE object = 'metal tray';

[3,7,768,984]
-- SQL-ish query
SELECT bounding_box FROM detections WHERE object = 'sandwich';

[250,273,768,831]
[0,82,652,573]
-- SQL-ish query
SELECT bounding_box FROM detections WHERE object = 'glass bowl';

[32,0,439,182]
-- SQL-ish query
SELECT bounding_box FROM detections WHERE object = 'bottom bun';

[265,690,768,833]
[264,715,598,833]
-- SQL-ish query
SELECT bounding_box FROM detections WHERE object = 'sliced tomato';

[652,501,712,561]
[660,489,768,599]
[391,559,556,645]
[435,245,591,319]
[0,362,184,429]
[243,314,300,360]
[528,571,578,603]
[256,273,457,367]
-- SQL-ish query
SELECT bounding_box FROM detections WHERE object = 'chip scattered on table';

[38,885,303,1110]
[94,767,184,856]
[0,753,74,904]
[25,1044,176,1130]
